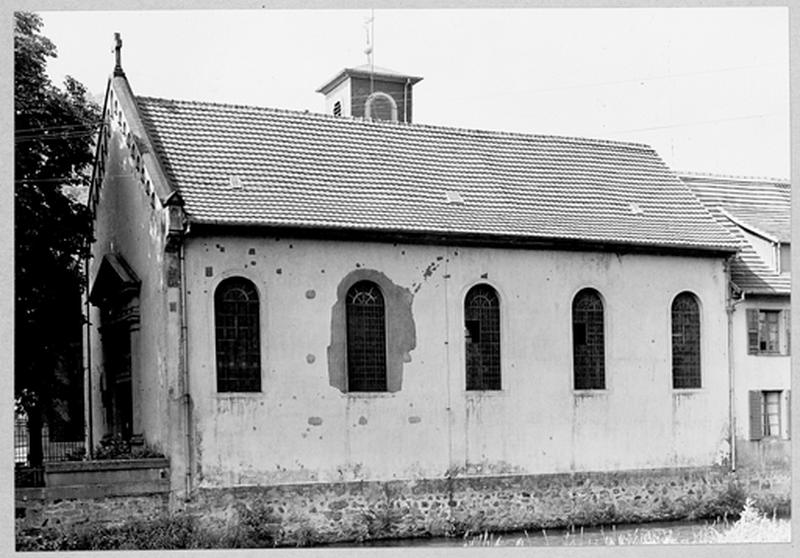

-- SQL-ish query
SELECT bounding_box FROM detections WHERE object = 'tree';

[15,12,100,466]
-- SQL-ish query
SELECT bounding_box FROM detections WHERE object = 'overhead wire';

[15,120,103,134]
[14,129,99,143]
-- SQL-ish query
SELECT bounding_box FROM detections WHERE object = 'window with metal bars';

[215,277,261,392]
[671,292,701,389]
[465,284,501,390]
[572,288,605,390]
[346,281,387,391]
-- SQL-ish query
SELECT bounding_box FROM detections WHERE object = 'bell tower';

[316,65,423,123]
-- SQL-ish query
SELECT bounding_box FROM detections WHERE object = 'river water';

[324,517,784,547]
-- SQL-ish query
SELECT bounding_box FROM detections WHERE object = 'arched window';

[364,91,398,122]
[215,277,261,392]
[672,292,701,389]
[346,281,387,391]
[573,288,605,390]
[465,284,501,390]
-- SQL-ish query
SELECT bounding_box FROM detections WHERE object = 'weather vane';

[363,10,374,69]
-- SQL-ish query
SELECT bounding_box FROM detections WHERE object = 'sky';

[36,7,791,179]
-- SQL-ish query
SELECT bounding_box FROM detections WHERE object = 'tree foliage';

[15,12,100,446]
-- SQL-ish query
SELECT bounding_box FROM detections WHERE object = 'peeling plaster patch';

[480,272,488,279]
[305,289,316,299]
[276,268,282,275]
[358,416,368,426]
[408,416,421,424]
[422,260,442,279]
[412,258,445,293]
[306,354,316,364]
[327,269,417,393]
[308,417,323,426]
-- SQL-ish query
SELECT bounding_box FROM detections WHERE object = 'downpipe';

[725,257,745,473]
[178,229,193,501]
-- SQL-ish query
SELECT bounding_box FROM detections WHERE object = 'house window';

[573,288,605,390]
[333,101,342,117]
[465,284,501,390]
[747,308,790,355]
[215,277,261,392]
[671,292,701,389]
[749,390,791,440]
[346,281,387,391]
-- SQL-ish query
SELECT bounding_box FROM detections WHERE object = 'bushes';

[92,435,164,460]
[16,511,279,551]
[691,478,747,520]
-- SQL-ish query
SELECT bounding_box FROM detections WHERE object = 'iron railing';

[14,417,85,487]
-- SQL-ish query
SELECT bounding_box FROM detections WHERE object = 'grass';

[463,499,791,547]
[16,510,280,551]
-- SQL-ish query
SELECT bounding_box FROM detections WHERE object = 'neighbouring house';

[682,173,791,472]
[80,39,764,540]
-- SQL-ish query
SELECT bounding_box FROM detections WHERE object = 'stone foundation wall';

[188,466,790,545]
[16,489,169,532]
[15,458,171,532]
[17,465,790,546]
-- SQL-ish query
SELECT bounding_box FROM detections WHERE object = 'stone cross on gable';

[113,32,125,77]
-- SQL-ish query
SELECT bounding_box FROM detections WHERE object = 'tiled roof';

[135,96,739,252]
[681,172,790,242]
[681,173,791,295]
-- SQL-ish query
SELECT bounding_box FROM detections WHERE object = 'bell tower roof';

[316,65,423,95]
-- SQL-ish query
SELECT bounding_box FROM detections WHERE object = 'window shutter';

[748,390,763,441]
[786,390,791,439]
[783,309,791,355]
[746,309,759,354]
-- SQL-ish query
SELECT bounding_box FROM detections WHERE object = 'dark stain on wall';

[327,269,417,393]
[411,257,446,294]
[166,252,181,288]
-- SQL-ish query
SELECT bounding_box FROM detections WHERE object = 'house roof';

[134,95,739,253]
[681,172,790,243]
[681,173,791,295]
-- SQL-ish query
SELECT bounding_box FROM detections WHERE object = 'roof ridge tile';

[135,94,658,151]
